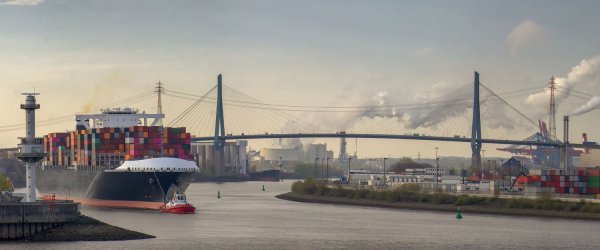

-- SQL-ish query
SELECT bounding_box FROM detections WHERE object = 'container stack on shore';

[516,168,600,197]
[588,169,600,198]
[43,126,191,169]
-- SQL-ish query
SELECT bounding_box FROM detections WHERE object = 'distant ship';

[248,169,281,182]
[37,108,198,206]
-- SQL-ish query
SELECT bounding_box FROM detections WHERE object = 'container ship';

[37,107,198,208]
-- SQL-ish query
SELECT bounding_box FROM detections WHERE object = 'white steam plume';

[569,96,600,116]
[352,86,472,130]
[525,55,600,114]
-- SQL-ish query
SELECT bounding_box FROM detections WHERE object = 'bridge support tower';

[213,74,226,177]
[471,71,482,175]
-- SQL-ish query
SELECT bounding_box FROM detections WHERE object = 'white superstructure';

[113,157,199,172]
[76,107,164,129]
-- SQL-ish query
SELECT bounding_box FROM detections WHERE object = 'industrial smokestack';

[562,116,569,170]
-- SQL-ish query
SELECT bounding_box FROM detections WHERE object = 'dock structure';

[15,93,44,202]
[1,92,81,240]
[0,201,80,240]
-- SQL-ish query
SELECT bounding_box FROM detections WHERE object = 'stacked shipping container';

[43,126,191,169]
[43,132,69,166]
[588,169,600,195]
[516,168,600,196]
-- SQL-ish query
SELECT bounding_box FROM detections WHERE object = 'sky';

[1,0,600,159]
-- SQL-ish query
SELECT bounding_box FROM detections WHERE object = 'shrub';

[419,193,430,203]
[291,180,303,194]
[354,189,370,199]
[316,182,329,196]
[582,203,600,213]
[367,190,379,200]
[430,193,457,204]
[386,190,401,202]
[400,183,421,194]
[376,191,388,201]
[455,195,486,206]
[330,186,347,198]
[507,198,536,209]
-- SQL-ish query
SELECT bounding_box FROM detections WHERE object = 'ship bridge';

[76,107,164,130]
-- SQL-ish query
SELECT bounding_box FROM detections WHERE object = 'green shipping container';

[587,176,600,188]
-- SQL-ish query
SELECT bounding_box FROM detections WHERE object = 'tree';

[293,162,344,178]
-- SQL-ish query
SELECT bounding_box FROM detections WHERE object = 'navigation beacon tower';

[15,93,45,202]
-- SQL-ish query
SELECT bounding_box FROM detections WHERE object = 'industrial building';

[191,140,248,177]
[260,138,303,162]
[580,150,600,168]
[304,143,334,162]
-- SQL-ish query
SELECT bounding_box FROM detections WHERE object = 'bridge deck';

[191,133,600,149]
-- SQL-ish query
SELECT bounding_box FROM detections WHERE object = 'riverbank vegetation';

[289,178,600,217]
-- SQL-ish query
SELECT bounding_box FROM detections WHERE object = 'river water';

[6,180,600,249]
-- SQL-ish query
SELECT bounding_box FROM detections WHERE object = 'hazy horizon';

[2,0,600,159]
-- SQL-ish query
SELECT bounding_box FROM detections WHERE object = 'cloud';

[415,47,436,57]
[506,20,544,56]
[0,0,43,6]
[525,54,600,116]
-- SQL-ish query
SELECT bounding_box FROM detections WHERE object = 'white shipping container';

[529,169,542,175]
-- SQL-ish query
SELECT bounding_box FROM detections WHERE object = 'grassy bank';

[280,178,600,220]
[23,215,155,241]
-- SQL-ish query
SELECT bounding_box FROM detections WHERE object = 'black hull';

[37,168,194,202]
[248,169,281,182]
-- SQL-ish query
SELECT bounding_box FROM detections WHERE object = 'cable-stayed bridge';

[159,72,599,170]
[1,71,598,170]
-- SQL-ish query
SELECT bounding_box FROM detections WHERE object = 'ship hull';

[38,168,195,202]
[248,169,281,182]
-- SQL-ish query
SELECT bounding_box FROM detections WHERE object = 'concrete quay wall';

[0,202,80,240]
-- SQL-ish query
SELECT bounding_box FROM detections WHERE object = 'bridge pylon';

[471,71,482,174]
[213,74,226,177]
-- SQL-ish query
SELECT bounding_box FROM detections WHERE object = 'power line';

[167,84,545,110]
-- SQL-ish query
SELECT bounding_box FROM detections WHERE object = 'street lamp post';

[348,157,353,186]
[314,157,319,179]
[326,157,330,182]
[487,160,491,179]
[435,157,440,191]
[321,158,325,180]
[383,158,388,187]
[481,149,486,181]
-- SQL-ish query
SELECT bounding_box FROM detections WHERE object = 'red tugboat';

[160,190,196,214]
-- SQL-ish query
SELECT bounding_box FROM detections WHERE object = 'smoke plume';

[568,96,600,116]
[80,71,130,113]
[525,55,600,114]
[349,86,473,130]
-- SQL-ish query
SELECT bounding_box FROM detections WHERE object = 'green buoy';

[217,190,221,199]
[456,207,462,220]
[262,185,265,191]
